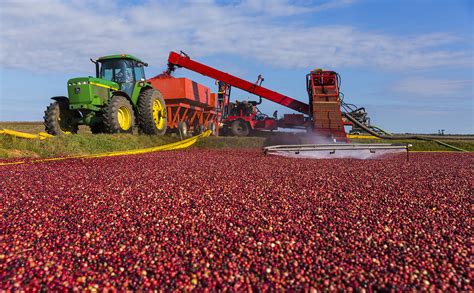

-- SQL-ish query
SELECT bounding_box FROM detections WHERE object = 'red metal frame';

[309,70,347,141]
[165,102,219,134]
[226,114,278,131]
[167,52,309,115]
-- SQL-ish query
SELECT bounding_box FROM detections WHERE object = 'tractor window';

[102,68,113,81]
[99,59,135,83]
[134,63,145,81]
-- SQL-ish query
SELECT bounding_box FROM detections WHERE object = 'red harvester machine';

[161,51,351,141]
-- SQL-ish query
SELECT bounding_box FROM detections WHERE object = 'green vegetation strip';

[419,138,468,152]
[0,134,178,158]
[1,122,472,158]
[1,135,473,159]
[350,139,474,152]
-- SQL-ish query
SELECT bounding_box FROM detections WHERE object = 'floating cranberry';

[0,151,471,290]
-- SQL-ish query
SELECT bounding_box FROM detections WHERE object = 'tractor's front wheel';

[43,100,79,135]
[138,89,167,135]
[103,95,135,134]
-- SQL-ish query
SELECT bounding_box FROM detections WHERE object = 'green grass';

[0,122,47,134]
[0,134,266,159]
[1,122,473,158]
[350,139,474,152]
[0,121,92,134]
[0,133,180,158]
[0,122,267,158]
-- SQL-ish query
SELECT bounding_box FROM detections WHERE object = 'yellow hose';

[347,134,380,139]
[0,129,54,140]
[0,130,211,167]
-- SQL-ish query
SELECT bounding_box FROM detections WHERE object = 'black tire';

[178,121,189,138]
[103,95,135,134]
[193,124,205,135]
[221,124,230,136]
[230,120,250,136]
[43,100,79,135]
[90,123,106,134]
[137,88,167,135]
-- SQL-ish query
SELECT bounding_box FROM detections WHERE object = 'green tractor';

[44,54,167,135]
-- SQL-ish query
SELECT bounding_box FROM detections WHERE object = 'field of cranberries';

[0,150,471,290]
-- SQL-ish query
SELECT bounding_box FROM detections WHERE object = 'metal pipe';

[264,143,409,154]
[344,113,470,151]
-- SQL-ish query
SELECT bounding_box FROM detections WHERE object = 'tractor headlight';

[69,81,89,86]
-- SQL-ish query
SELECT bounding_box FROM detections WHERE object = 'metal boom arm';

[167,51,310,115]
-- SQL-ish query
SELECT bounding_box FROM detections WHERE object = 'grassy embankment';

[0,122,473,158]
[0,122,266,158]
[349,138,474,152]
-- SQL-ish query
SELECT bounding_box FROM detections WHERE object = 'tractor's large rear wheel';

[138,89,167,135]
[43,100,79,135]
[230,119,250,136]
[103,95,135,134]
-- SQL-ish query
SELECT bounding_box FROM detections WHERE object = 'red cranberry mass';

[1,150,471,290]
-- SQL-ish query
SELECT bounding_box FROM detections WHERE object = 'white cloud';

[0,0,471,72]
[235,0,355,16]
[392,78,472,97]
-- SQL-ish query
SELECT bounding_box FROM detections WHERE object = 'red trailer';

[148,76,220,136]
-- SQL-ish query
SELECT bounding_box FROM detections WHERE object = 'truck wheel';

[231,120,250,136]
[103,95,135,133]
[221,124,230,136]
[193,124,205,135]
[208,122,217,136]
[177,121,189,138]
[44,100,79,135]
[138,89,167,135]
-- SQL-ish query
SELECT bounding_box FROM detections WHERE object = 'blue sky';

[0,0,472,133]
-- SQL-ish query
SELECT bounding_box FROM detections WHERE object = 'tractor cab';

[95,54,148,98]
